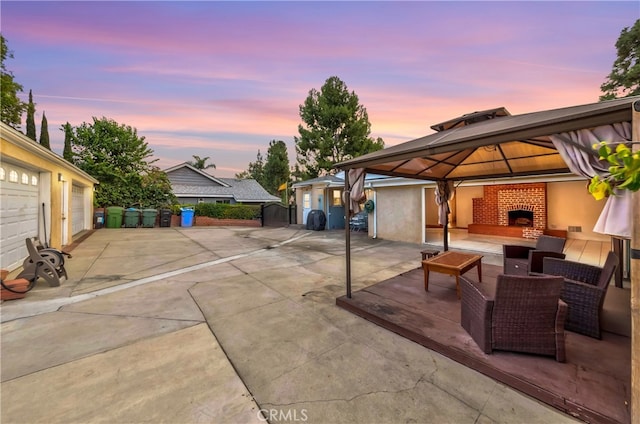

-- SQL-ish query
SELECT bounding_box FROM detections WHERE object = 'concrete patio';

[1,226,580,423]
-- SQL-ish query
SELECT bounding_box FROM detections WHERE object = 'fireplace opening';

[508,209,533,227]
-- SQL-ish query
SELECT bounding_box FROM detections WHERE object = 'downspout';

[372,189,377,239]
[421,186,426,244]
[344,171,351,298]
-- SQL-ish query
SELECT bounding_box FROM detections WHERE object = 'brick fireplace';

[469,183,547,239]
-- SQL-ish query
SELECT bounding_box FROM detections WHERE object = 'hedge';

[172,203,261,220]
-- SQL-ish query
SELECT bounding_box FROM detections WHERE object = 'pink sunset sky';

[2,1,637,178]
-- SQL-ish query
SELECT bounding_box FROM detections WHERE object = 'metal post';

[630,100,639,420]
[345,170,352,298]
[443,221,449,252]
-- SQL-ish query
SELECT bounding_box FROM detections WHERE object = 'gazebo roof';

[336,96,639,181]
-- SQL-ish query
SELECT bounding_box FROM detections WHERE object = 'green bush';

[186,203,261,220]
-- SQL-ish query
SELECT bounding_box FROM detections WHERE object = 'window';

[332,189,342,206]
[0,168,5,180]
[9,170,18,182]
[31,175,38,185]
[198,198,204,204]
[303,192,311,209]
[22,172,29,184]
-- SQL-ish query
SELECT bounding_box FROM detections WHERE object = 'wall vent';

[568,226,582,232]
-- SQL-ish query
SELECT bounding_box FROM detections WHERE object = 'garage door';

[0,164,39,270]
[71,185,85,235]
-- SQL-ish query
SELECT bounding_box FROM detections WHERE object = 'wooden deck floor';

[336,264,631,424]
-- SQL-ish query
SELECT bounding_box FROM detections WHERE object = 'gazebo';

[335,96,639,420]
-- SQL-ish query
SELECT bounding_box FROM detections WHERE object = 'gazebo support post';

[631,100,639,419]
[345,170,352,298]
[443,221,449,251]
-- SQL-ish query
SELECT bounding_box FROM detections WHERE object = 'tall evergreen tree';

[600,19,640,100]
[62,122,73,161]
[262,140,290,196]
[236,150,264,181]
[295,76,384,180]
[39,111,50,149]
[1,35,25,129]
[26,89,36,140]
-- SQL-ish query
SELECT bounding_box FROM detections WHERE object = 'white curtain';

[435,180,454,226]
[550,122,632,239]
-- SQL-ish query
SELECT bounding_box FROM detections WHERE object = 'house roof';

[335,96,639,181]
[165,163,280,203]
[164,162,230,187]
[171,179,280,202]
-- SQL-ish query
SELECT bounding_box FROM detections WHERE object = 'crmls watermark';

[257,408,308,422]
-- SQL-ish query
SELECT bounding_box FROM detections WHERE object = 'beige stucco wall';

[369,180,611,245]
[547,180,609,242]
[1,125,97,250]
[373,185,423,244]
[295,186,331,224]
[297,178,611,244]
[454,186,484,228]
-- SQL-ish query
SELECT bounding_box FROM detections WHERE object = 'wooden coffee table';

[421,251,483,298]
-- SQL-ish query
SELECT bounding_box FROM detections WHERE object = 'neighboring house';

[164,163,281,205]
[0,122,98,271]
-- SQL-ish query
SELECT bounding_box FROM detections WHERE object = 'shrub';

[190,203,261,220]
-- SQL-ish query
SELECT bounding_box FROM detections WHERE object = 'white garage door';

[0,164,39,270]
[71,185,85,235]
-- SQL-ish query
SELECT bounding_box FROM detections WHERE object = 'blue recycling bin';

[180,207,194,227]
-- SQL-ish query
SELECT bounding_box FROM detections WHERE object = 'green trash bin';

[106,207,124,228]
[141,209,158,228]
[124,208,141,228]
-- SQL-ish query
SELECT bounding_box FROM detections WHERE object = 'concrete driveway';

[0,226,578,423]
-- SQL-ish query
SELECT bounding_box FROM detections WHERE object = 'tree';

[39,111,50,149]
[1,35,26,129]
[69,117,173,207]
[600,19,640,100]
[188,155,216,170]
[236,150,264,181]
[294,76,384,180]
[140,166,176,207]
[26,89,36,140]
[62,122,73,161]
[262,140,290,196]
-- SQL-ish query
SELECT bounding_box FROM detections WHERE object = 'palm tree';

[188,155,216,170]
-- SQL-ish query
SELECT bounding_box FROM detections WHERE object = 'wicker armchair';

[542,251,618,339]
[503,235,566,275]
[460,274,567,362]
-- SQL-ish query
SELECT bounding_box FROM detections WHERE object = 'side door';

[302,192,311,225]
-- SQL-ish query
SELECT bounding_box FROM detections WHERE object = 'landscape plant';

[588,142,640,200]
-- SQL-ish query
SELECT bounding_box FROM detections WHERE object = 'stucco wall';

[295,187,328,225]
[547,180,609,241]
[371,180,610,245]
[454,186,484,228]
[374,185,423,244]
